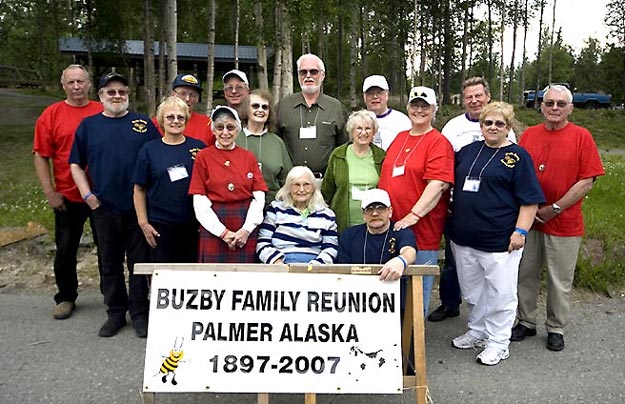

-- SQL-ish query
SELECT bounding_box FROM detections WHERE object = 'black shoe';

[547,332,565,351]
[427,305,460,322]
[510,323,537,341]
[98,316,126,338]
[132,316,149,338]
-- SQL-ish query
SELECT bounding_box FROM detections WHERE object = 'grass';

[1,89,624,293]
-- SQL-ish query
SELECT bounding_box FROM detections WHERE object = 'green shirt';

[345,146,380,226]
[236,130,293,207]
[276,92,348,174]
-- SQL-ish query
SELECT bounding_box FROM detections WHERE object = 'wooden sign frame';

[135,263,438,404]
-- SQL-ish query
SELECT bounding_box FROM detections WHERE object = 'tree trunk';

[349,4,358,110]
[499,2,505,100]
[548,0,557,84]
[165,0,177,85]
[205,0,216,113]
[508,0,519,103]
[279,2,293,99]
[359,3,367,80]
[234,0,240,70]
[442,0,453,104]
[254,2,269,90]
[158,1,167,99]
[316,0,325,60]
[337,9,344,99]
[272,1,283,102]
[519,0,529,105]
[143,0,156,116]
[460,1,470,85]
[534,0,545,108]
[487,0,493,84]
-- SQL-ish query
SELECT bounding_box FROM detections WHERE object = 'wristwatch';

[552,203,562,214]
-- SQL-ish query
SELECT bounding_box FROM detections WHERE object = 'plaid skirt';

[198,199,259,263]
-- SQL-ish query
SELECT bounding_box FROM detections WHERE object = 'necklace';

[466,142,501,179]
[392,130,429,168]
[363,226,391,265]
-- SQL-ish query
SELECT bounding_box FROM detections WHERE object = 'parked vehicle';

[524,83,611,109]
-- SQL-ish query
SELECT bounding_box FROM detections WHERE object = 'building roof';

[59,37,261,64]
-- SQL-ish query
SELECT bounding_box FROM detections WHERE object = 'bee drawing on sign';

[157,337,185,385]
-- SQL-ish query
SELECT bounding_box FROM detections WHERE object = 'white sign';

[143,270,402,394]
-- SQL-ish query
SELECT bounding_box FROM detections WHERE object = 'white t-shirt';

[441,112,516,152]
[372,109,412,151]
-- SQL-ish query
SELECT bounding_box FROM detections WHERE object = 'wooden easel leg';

[257,393,269,404]
[304,393,317,404]
[411,276,427,404]
[140,391,155,404]
[401,277,414,375]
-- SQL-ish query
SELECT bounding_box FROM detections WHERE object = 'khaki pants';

[516,230,582,335]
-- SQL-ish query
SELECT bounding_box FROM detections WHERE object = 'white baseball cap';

[363,75,390,92]
[222,69,249,85]
[211,106,241,126]
[408,86,437,106]
[361,189,391,209]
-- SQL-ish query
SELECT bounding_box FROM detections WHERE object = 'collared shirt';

[276,92,348,173]
[442,112,516,152]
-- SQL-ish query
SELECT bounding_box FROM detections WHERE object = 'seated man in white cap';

[223,69,250,114]
[337,188,416,281]
[362,75,411,151]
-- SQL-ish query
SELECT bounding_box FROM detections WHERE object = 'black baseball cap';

[98,72,128,90]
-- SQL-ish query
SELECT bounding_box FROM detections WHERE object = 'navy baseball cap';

[172,73,202,92]
[98,72,128,90]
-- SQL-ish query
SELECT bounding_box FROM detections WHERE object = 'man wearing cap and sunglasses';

[69,72,160,339]
[362,74,411,151]
[337,188,417,281]
[222,69,250,115]
[152,73,214,147]
[276,53,348,178]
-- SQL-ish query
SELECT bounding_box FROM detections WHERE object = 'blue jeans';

[399,249,439,319]
[283,252,318,264]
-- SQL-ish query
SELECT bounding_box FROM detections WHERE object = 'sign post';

[135,263,438,404]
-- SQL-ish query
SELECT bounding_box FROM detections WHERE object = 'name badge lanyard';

[463,143,500,192]
[392,132,428,177]
[299,104,320,132]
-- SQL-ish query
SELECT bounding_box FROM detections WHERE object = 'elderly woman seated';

[256,166,338,264]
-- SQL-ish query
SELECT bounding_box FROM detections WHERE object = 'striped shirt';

[257,200,338,264]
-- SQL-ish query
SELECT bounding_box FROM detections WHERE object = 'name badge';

[299,126,317,139]
[167,165,189,182]
[351,186,365,200]
[463,176,481,192]
[392,165,405,177]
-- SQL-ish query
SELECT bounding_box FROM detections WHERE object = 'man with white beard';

[69,72,160,339]
[276,53,348,177]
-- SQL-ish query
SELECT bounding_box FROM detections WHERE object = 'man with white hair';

[276,53,348,177]
[362,74,411,150]
[512,84,604,352]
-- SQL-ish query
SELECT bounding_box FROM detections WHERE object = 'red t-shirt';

[379,129,454,250]
[519,122,604,236]
[152,111,214,146]
[189,145,268,202]
[33,100,103,202]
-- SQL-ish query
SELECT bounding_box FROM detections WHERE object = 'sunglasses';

[298,69,320,77]
[543,100,569,108]
[214,124,238,132]
[363,204,388,214]
[104,88,128,97]
[482,120,507,129]
[251,103,270,111]
[165,114,186,122]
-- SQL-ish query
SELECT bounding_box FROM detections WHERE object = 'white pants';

[452,241,522,350]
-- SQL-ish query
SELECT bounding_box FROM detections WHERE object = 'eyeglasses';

[363,204,388,214]
[408,102,431,110]
[298,69,320,77]
[165,114,186,123]
[251,103,270,111]
[224,85,247,93]
[543,100,569,108]
[174,90,199,100]
[104,88,128,97]
[214,124,238,132]
[355,126,374,133]
[482,120,507,129]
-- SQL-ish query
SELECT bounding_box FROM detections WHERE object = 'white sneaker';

[476,346,510,366]
[452,331,487,349]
